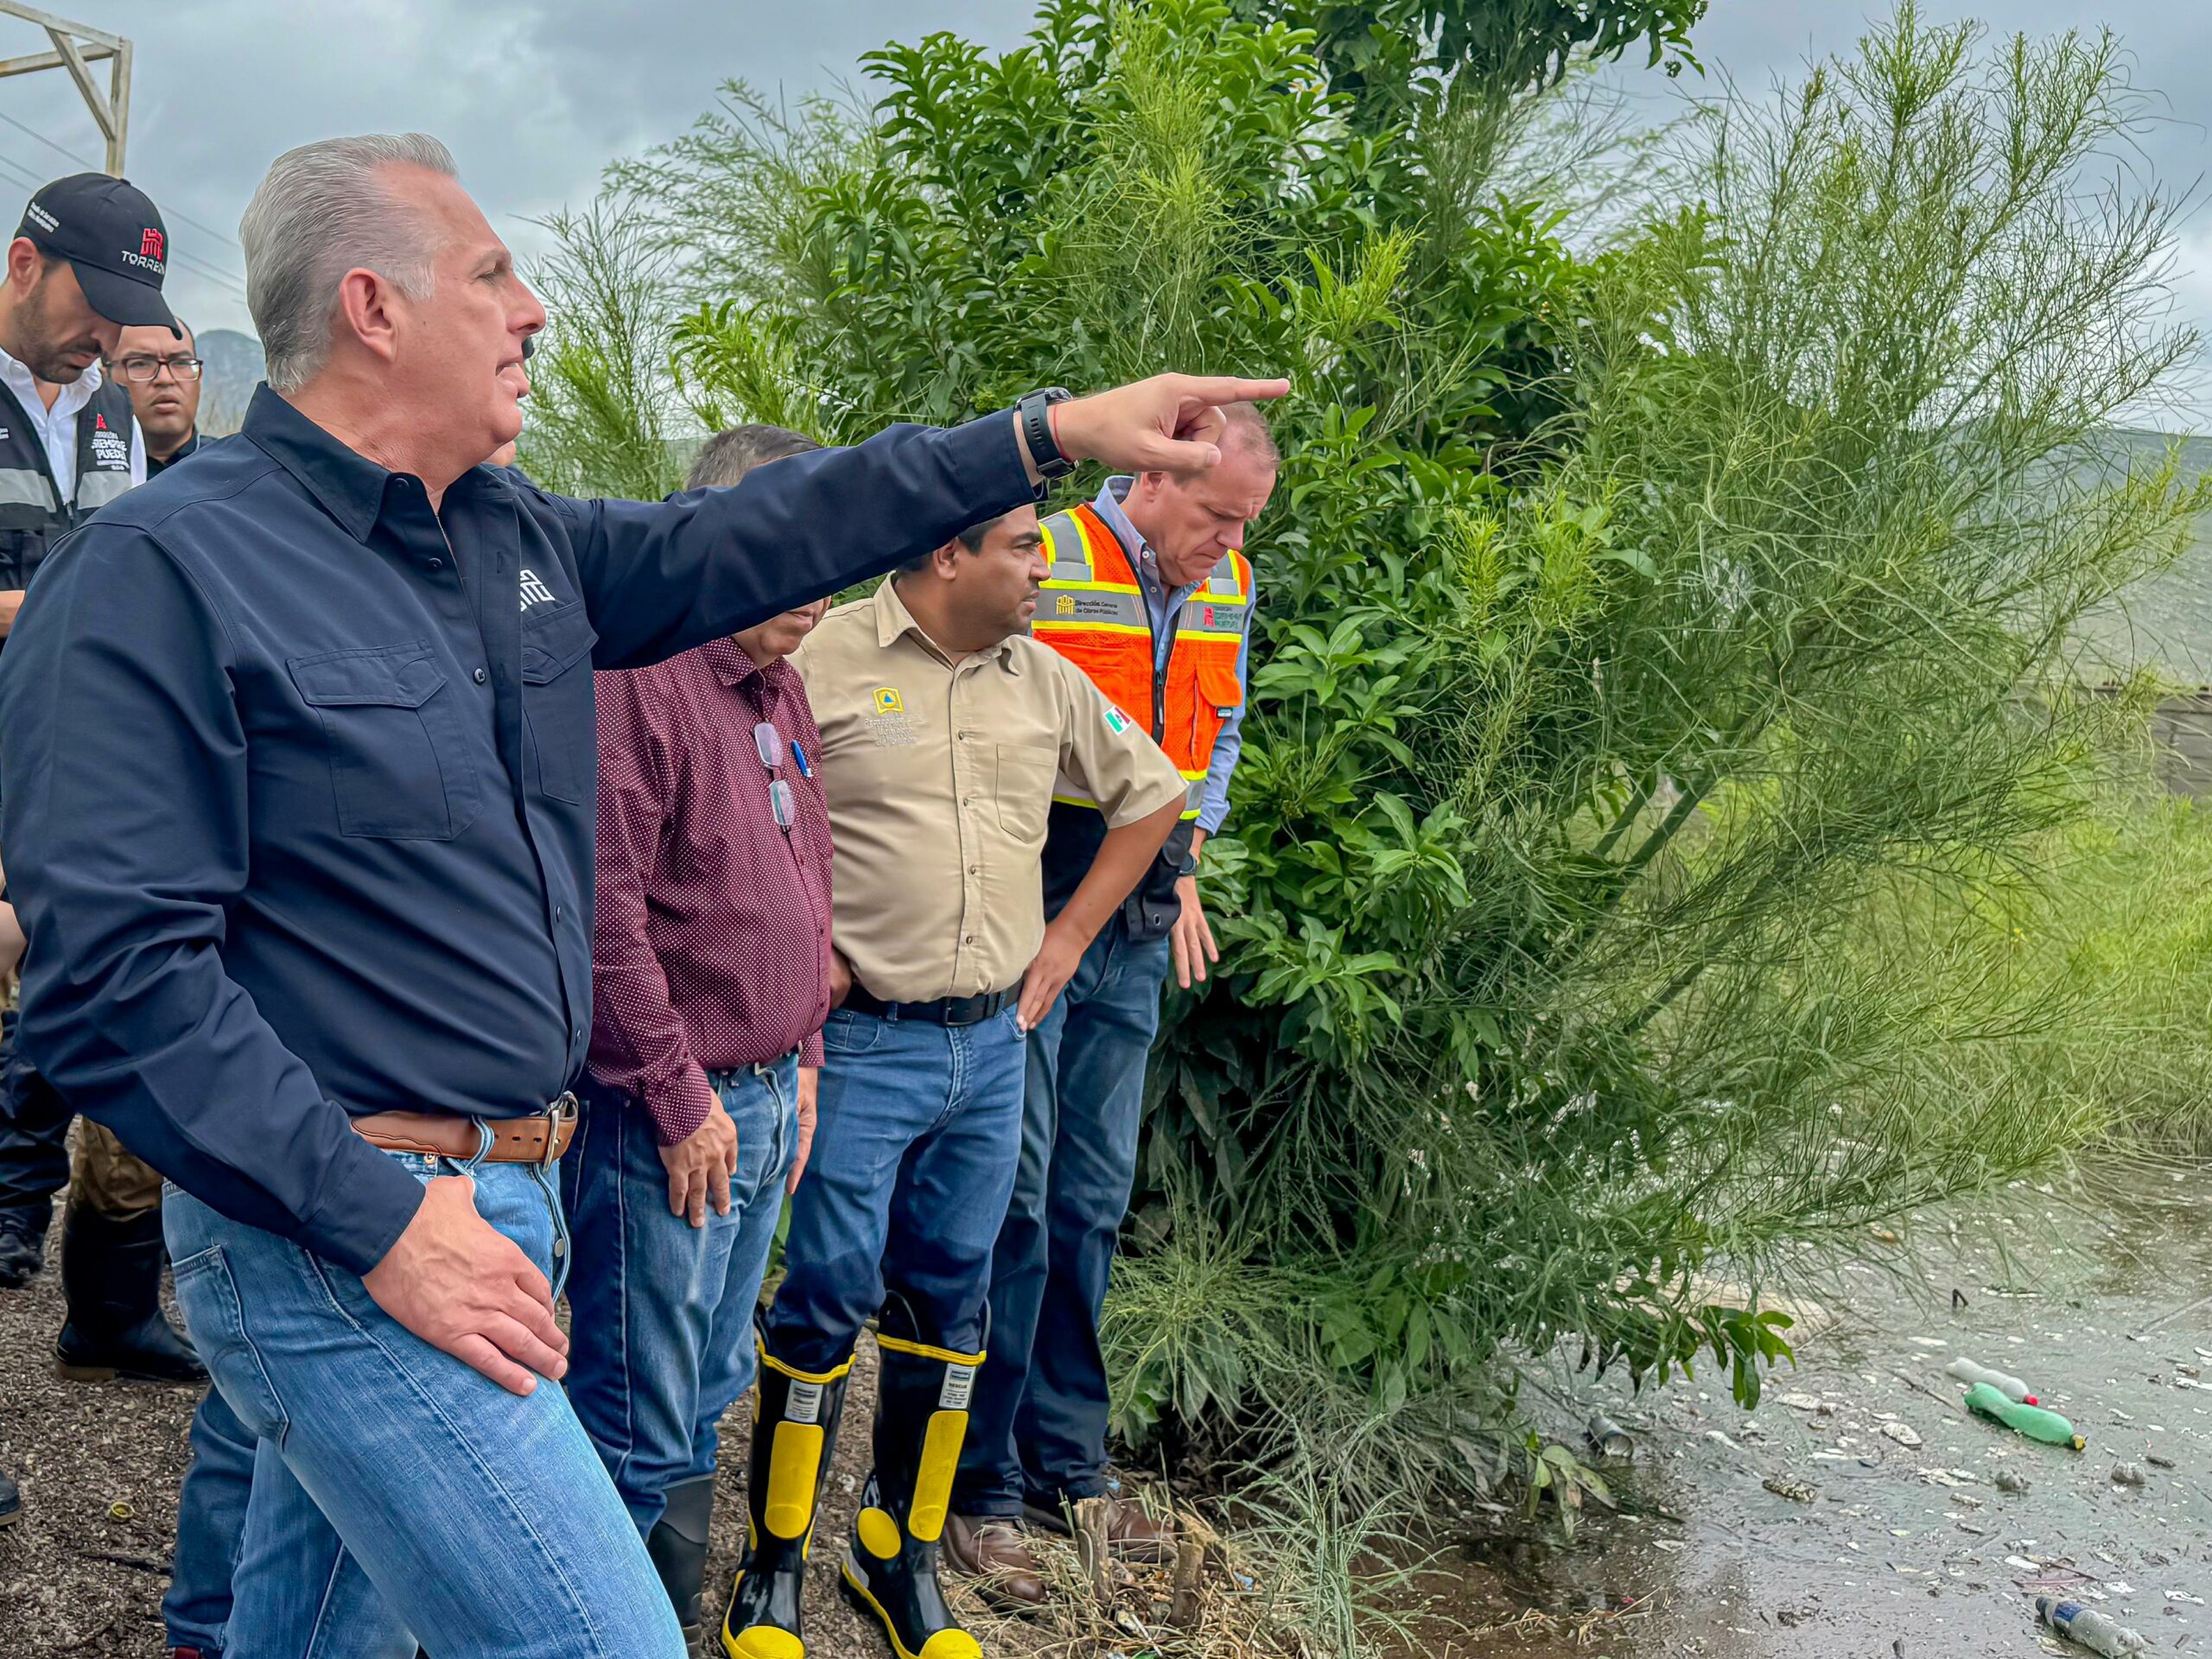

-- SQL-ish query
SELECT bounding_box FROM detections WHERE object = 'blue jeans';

[562,1057,798,1534]
[956,922,1168,1514]
[162,1383,255,1654]
[764,1005,1025,1370]
[164,1146,687,1659]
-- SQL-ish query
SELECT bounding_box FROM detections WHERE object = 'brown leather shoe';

[943,1512,1047,1609]
[1021,1492,1175,1565]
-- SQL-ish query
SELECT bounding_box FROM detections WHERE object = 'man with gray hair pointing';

[0,130,1287,1659]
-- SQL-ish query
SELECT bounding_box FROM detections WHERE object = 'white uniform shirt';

[0,347,146,499]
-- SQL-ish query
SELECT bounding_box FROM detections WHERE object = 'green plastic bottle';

[1963,1382,2083,1448]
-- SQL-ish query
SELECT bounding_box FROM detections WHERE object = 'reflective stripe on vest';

[0,374,137,593]
[0,468,55,509]
[76,469,133,510]
[1033,501,1251,819]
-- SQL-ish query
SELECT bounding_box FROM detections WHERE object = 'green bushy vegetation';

[518,0,2208,1606]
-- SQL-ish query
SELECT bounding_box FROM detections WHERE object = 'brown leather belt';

[351,1093,578,1168]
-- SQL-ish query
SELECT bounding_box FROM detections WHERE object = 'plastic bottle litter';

[2034,1596,2148,1656]
[1586,1413,1634,1461]
[1963,1382,2083,1449]
[1946,1357,2037,1404]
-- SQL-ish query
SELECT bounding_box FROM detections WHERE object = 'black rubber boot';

[0,1200,49,1288]
[54,1204,207,1384]
[721,1338,851,1659]
[840,1331,985,1659]
[649,1471,717,1634]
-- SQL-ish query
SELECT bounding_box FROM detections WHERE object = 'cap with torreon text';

[16,173,178,334]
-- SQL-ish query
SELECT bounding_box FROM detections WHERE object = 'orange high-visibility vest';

[1030,501,1252,820]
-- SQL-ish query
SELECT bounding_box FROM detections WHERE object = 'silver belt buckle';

[539,1091,577,1167]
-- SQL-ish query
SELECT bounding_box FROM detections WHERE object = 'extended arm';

[566,376,1292,670]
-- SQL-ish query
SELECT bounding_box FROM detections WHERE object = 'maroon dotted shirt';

[587,638,834,1146]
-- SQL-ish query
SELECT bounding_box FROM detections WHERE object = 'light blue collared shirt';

[1091,476,1249,836]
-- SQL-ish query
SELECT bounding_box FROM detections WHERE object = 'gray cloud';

[2,3,2199,423]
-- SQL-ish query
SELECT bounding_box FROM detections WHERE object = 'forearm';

[574,413,1036,670]
[1053,798,1185,944]
[0,588,23,637]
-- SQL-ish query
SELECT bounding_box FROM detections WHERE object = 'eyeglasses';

[753,721,796,834]
[116,354,204,383]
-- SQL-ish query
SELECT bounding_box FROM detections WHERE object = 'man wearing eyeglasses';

[113,318,203,476]
[563,424,837,1637]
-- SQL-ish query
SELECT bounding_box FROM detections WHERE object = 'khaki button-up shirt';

[794,578,1186,1002]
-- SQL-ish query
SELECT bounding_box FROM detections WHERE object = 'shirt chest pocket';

[289,641,481,841]
[520,601,598,804]
[994,742,1059,844]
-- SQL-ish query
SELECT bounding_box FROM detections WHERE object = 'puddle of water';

[1422,1160,2212,1656]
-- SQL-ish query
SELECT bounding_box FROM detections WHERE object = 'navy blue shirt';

[0,387,1031,1274]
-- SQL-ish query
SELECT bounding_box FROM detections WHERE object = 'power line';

[0,106,249,261]
[0,104,89,171]
[0,141,246,300]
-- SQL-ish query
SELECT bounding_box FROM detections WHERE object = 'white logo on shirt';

[518,568,557,611]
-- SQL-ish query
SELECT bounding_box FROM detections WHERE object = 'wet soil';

[1436,1159,2212,1657]
[3,1158,2209,1656]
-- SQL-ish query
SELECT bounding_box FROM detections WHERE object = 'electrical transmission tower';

[0,3,128,175]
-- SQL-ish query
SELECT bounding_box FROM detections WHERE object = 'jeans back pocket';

[171,1243,290,1442]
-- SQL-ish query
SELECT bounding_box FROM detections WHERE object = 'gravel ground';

[0,1206,1039,1659]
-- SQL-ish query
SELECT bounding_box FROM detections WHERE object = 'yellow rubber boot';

[840,1333,985,1659]
[721,1341,852,1659]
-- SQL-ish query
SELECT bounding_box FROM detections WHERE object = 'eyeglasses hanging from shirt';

[753,721,809,835]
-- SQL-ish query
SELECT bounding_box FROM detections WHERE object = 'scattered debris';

[2035,1595,2149,1656]
[1964,1384,2083,1449]
[2147,1454,2176,1470]
[2109,1464,2145,1488]
[1778,1392,1826,1413]
[1994,1471,2031,1494]
[1586,1413,1634,1461]
[1763,1475,1818,1503]
[1879,1421,1923,1449]
[1946,1357,2036,1403]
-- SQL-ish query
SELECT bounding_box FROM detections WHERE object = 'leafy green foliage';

[524,0,2203,1529]
[1236,0,1706,132]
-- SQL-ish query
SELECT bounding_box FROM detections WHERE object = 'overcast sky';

[9,2,2206,423]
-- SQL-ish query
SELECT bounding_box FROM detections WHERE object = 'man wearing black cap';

[0,174,188,1282]
[0,175,194,1547]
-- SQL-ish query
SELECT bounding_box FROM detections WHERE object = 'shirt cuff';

[299,1129,431,1276]
[641,1062,720,1147]
[954,409,1042,516]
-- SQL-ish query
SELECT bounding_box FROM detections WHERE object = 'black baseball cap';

[16,173,178,335]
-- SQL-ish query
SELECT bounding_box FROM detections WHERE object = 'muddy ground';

[1454,1158,2212,1658]
[3,1157,2209,1656]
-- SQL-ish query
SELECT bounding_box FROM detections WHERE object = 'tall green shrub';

[523,1,2202,1496]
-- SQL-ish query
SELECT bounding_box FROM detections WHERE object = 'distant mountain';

[195,327,263,437]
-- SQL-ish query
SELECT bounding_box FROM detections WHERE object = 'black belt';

[841,983,1016,1027]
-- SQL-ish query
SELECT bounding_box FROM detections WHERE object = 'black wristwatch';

[1017,387,1077,484]
[1177,852,1200,877]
